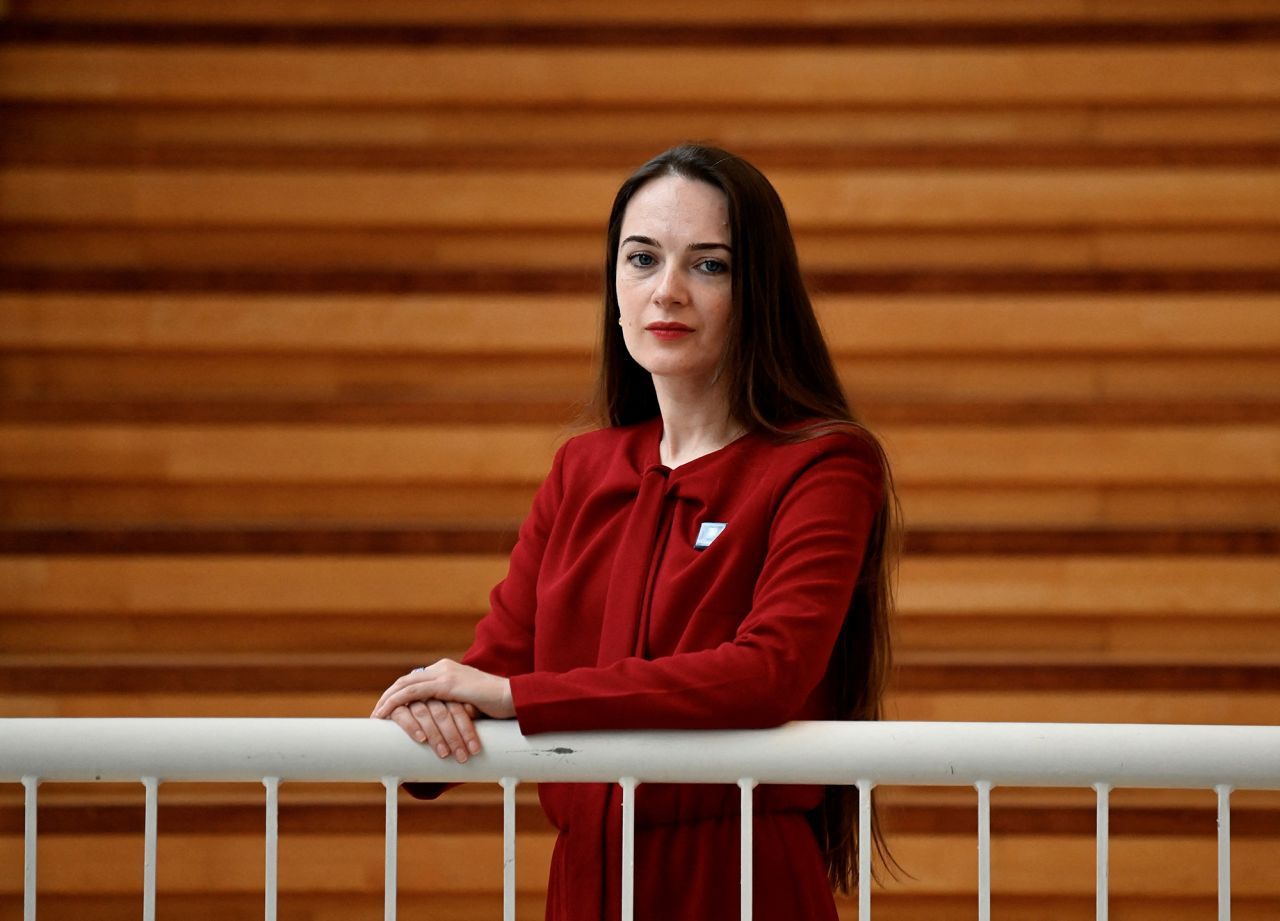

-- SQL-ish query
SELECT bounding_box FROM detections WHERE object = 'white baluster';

[1094,783,1111,921]
[620,777,638,921]
[382,777,399,921]
[501,777,519,921]
[1216,784,1232,921]
[142,776,159,921]
[857,779,873,921]
[264,777,280,921]
[975,781,992,921]
[22,776,38,921]
[739,778,756,921]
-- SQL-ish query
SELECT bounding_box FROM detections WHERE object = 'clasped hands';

[370,658,513,763]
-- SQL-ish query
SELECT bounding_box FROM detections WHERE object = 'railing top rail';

[2,719,1278,789]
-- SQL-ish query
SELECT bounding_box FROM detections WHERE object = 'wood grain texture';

[12,0,1280,26]
[4,423,1276,485]
[4,45,1280,105]
[3,106,1279,168]
[5,292,1279,354]
[2,554,1275,615]
[1,6,1277,918]
[5,167,1279,227]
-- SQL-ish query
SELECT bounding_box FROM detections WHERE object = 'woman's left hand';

[370,659,514,761]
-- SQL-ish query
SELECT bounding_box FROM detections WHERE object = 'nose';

[653,263,688,307]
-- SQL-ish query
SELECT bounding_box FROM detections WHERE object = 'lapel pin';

[695,522,726,550]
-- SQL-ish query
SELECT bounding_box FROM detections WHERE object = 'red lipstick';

[646,321,693,341]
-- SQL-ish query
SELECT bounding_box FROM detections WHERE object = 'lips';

[646,321,693,341]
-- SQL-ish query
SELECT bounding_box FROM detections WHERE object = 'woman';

[372,144,897,920]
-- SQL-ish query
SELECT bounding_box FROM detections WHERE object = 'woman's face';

[615,174,733,396]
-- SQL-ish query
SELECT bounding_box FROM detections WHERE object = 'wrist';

[501,678,515,719]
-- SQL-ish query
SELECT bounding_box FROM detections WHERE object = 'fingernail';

[436,743,449,758]
[455,748,467,762]
[415,732,426,742]
[468,740,480,754]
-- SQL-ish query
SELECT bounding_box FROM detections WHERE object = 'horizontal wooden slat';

[4,133,1277,172]
[892,690,1280,726]
[4,46,1280,106]
[0,354,595,403]
[11,0,1280,27]
[5,293,1278,355]
[899,614,1280,665]
[2,555,1274,615]
[0,831,546,893]
[899,555,1279,615]
[4,106,1279,161]
[3,524,1274,556]
[5,611,1279,662]
[0,555,508,613]
[4,658,1277,694]
[890,427,1280,485]
[4,483,1278,529]
[3,424,1276,486]
[901,485,1280,529]
[4,355,1279,423]
[5,167,1279,228]
[13,399,1277,426]
[6,228,1279,274]
[0,482,545,525]
[0,424,563,484]
[0,613,481,655]
[2,828,1278,896]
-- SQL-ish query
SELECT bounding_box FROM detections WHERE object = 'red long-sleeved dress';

[416,417,882,920]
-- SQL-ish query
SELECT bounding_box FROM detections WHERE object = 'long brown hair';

[590,143,900,892]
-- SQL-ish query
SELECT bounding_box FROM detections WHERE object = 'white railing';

[3,719,1279,921]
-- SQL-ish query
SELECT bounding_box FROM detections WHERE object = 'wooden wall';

[1,1,1278,918]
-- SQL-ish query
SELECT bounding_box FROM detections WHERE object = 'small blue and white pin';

[694,521,727,550]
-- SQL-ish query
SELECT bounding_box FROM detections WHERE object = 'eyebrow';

[621,234,732,253]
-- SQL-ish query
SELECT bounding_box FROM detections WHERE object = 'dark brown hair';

[590,143,900,892]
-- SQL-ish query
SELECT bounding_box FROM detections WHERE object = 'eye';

[626,252,656,268]
[698,258,728,275]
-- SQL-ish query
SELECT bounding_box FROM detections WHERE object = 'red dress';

[419,418,881,920]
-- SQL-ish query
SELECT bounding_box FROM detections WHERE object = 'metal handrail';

[3,718,1279,787]
[5,719,1278,921]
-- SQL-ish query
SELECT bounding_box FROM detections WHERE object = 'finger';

[448,701,482,755]
[428,700,469,762]
[388,704,428,744]
[374,662,445,713]
[409,701,447,755]
[373,677,436,719]
[373,668,430,715]
[372,681,406,717]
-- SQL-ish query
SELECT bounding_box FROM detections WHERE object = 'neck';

[653,379,744,469]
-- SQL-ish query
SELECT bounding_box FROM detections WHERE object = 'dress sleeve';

[460,439,568,677]
[508,437,884,734]
[403,441,566,801]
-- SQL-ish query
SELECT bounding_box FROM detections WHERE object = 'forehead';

[620,174,730,243]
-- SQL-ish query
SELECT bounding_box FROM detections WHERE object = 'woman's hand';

[370,659,514,762]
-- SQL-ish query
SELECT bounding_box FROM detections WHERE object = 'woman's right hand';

[385,698,481,763]
[371,659,514,762]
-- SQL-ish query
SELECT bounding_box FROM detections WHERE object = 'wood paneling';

[4,423,1276,486]
[11,0,1280,26]
[4,46,1280,106]
[1,2,1277,917]
[5,167,1279,227]
[3,554,1277,616]
[5,293,1279,354]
